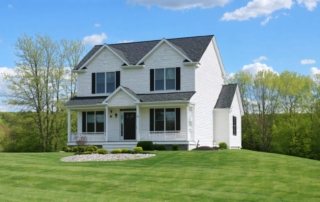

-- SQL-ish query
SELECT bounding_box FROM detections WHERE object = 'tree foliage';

[1,34,84,152]
[232,70,320,159]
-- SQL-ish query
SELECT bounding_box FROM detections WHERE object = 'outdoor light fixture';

[110,115,112,118]
[115,113,118,118]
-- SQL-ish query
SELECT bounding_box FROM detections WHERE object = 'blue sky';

[0,0,320,110]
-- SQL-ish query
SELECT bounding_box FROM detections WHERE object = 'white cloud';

[118,40,134,43]
[261,16,273,25]
[301,59,316,65]
[241,62,276,75]
[254,56,268,63]
[309,67,320,79]
[8,4,12,8]
[82,33,107,46]
[297,0,320,11]
[221,0,293,21]
[94,23,101,27]
[127,0,230,10]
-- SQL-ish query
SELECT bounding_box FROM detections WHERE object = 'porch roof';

[65,91,195,107]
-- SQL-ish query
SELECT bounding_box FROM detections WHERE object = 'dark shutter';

[176,67,181,90]
[176,108,180,130]
[92,73,96,94]
[150,69,154,91]
[82,112,86,132]
[116,71,120,88]
[150,109,154,131]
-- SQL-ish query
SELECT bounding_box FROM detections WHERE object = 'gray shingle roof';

[65,96,107,106]
[65,91,195,107]
[215,84,238,109]
[75,35,213,69]
[137,91,195,102]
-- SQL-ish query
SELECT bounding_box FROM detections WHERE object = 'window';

[233,116,237,136]
[154,68,175,91]
[96,73,105,93]
[151,108,179,131]
[106,72,115,93]
[155,69,164,90]
[83,111,105,132]
[93,71,119,94]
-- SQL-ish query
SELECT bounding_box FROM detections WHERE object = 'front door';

[124,112,136,140]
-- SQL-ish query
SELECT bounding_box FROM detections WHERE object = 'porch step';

[102,142,138,151]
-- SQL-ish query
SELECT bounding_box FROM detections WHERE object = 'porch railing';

[71,133,105,142]
[140,131,187,141]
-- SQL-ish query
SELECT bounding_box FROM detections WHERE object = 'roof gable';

[75,35,214,70]
[214,84,244,115]
[77,44,130,70]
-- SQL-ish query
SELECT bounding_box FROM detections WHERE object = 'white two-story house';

[65,35,243,150]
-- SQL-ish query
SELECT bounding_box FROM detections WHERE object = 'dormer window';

[151,67,180,91]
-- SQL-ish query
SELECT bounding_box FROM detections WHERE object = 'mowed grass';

[0,150,320,202]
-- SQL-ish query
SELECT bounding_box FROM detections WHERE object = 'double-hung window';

[233,116,237,136]
[92,71,120,94]
[150,108,180,131]
[82,111,105,133]
[154,68,176,91]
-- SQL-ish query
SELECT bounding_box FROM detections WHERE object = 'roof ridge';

[107,35,214,46]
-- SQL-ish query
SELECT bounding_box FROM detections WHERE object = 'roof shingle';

[214,84,238,109]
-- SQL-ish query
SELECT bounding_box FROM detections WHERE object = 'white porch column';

[105,106,108,142]
[67,109,71,143]
[136,104,140,141]
[77,111,81,133]
[186,104,189,141]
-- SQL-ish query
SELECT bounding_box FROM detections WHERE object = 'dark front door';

[124,112,136,140]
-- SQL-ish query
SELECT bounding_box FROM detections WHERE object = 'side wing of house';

[214,84,243,148]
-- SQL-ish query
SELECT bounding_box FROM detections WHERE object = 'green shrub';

[78,146,86,153]
[93,146,99,152]
[111,148,122,154]
[83,151,92,155]
[72,146,79,152]
[133,147,143,153]
[85,145,95,152]
[98,148,107,154]
[62,146,71,152]
[137,141,153,151]
[219,142,228,150]
[172,144,179,151]
[157,144,166,150]
[121,148,132,153]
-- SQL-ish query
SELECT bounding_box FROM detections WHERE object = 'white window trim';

[154,108,176,132]
[154,68,176,91]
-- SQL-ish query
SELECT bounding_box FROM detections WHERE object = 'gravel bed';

[61,153,155,162]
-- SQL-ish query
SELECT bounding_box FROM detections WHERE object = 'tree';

[2,34,84,151]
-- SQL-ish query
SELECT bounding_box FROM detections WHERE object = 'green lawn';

[0,150,320,202]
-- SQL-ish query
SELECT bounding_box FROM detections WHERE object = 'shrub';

[172,144,179,151]
[157,144,166,151]
[76,136,87,146]
[83,151,92,155]
[121,148,132,153]
[62,146,71,152]
[72,146,79,152]
[86,145,98,152]
[137,141,153,151]
[111,148,122,154]
[219,142,228,150]
[133,147,143,153]
[77,146,86,153]
[98,148,107,154]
